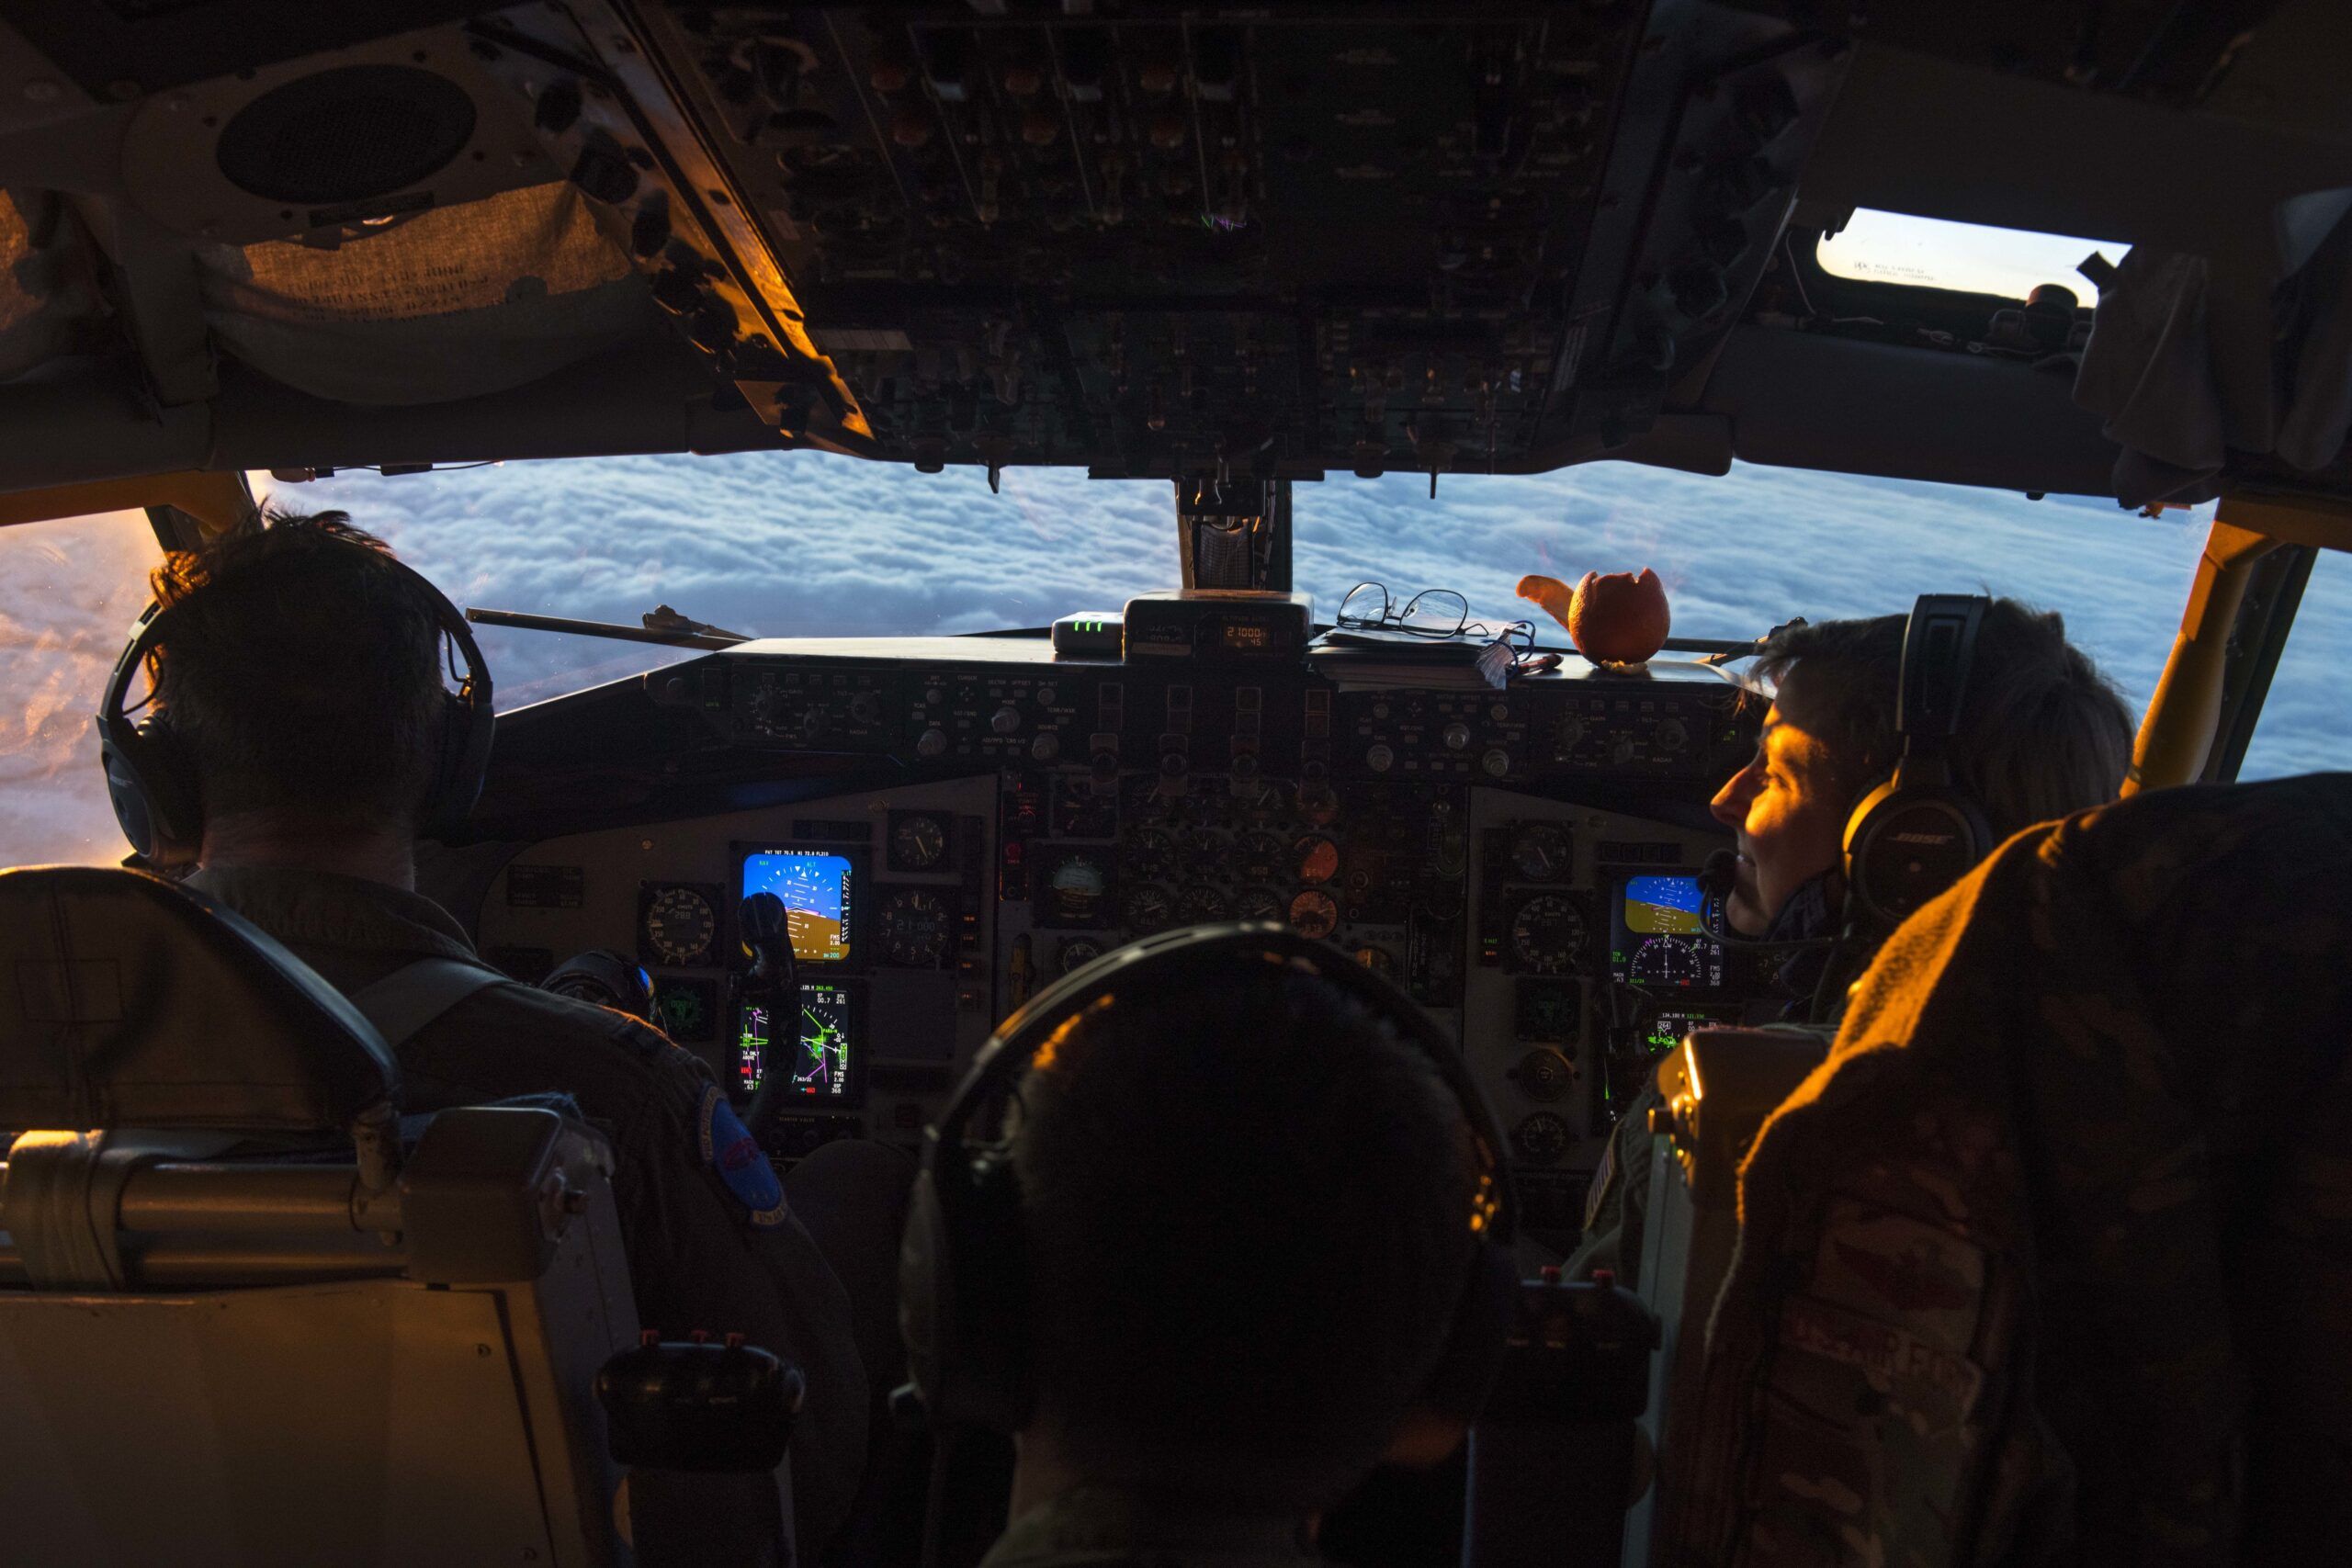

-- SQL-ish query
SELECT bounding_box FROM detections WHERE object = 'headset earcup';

[898,1167,954,1416]
[1417,1240,1520,1422]
[99,715,202,868]
[1845,779,1991,926]
[899,1149,1032,1432]
[421,689,494,838]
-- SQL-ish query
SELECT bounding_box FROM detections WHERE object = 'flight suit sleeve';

[1566,1082,1658,1291]
[599,1025,871,1561]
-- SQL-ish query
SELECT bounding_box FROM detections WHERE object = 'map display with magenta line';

[794,982,854,1100]
[741,850,854,963]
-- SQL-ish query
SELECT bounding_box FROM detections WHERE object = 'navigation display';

[1611,874,1726,991]
[736,981,862,1106]
[740,849,855,964]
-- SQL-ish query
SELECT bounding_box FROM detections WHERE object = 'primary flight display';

[741,849,855,964]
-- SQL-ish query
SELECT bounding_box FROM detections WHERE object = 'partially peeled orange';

[1518,569,1670,665]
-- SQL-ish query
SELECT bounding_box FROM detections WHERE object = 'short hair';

[1755,599,2133,840]
[1010,959,1478,1510]
[149,509,449,830]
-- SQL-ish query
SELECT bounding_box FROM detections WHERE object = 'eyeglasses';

[1338,582,1471,638]
[1338,582,1536,653]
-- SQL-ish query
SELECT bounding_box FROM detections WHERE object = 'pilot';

[965,951,1490,1567]
[116,509,868,1562]
[1573,599,2133,1287]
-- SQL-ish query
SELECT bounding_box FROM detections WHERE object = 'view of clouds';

[5,452,2343,867]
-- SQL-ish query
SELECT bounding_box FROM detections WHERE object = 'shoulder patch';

[696,1084,790,1226]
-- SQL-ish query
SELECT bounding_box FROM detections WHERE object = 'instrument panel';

[464,635,1765,1260]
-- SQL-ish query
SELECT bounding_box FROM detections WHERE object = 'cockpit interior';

[2,1,2348,1564]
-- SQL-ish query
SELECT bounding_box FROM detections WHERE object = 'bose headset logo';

[1891,829,1955,846]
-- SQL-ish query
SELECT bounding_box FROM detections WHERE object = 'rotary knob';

[1442,722,1471,751]
[1610,735,1637,766]
[1031,731,1060,762]
[849,693,881,725]
[1481,748,1510,778]
[1364,742,1395,773]
[1655,716,1690,753]
[915,727,949,759]
[990,705,1022,736]
[1556,716,1585,751]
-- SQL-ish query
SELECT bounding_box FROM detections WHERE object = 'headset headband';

[1894,593,1987,767]
[938,921,1514,1243]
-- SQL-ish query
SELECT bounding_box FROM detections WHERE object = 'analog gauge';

[1509,894,1588,975]
[640,884,718,966]
[1040,848,1113,927]
[1233,831,1283,883]
[1509,823,1572,883]
[1123,827,1175,880]
[1177,883,1228,923]
[888,812,949,872]
[1512,1111,1571,1165]
[1234,886,1285,921]
[1292,834,1340,886]
[1510,1048,1576,1103]
[1632,937,1701,987]
[1178,828,1224,876]
[1351,944,1397,978]
[878,887,953,967]
[1288,889,1340,940]
[1123,884,1174,933]
[1057,936,1105,975]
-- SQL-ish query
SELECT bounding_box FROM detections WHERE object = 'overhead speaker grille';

[215,64,477,207]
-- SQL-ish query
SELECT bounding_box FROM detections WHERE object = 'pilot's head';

[141,509,459,857]
[1711,599,2132,935]
[1008,959,1480,1517]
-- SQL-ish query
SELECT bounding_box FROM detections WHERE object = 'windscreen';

[6,457,2351,871]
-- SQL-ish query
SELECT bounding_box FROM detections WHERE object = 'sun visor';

[194,181,658,406]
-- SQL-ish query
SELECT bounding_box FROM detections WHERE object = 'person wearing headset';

[93,509,868,1565]
[900,927,1512,1568]
[1571,596,2134,1289]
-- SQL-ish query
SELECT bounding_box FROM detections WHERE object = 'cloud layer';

[5,455,2343,866]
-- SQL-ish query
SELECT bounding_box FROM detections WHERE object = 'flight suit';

[978,1486,1317,1568]
[187,865,868,1562]
[1662,774,2352,1567]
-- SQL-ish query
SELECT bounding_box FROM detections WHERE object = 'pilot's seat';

[1648,776,2352,1565]
[0,865,640,1567]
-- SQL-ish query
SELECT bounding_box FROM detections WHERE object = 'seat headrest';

[0,866,399,1133]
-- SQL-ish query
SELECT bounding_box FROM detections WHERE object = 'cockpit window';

[6,456,2345,869]
[266,457,1182,709]
[1815,209,2124,299]
[2241,547,2352,780]
[0,506,161,865]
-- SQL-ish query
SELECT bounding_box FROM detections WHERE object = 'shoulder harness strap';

[347,955,508,1049]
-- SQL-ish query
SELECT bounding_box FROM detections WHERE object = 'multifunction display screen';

[1611,874,1727,991]
[740,849,855,964]
[737,981,862,1106]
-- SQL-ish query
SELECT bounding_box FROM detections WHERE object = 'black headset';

[1839,593,1994,927]
[94,553,496,868]
[899,921,1520,1438]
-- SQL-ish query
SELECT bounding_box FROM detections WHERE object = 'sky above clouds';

[5,452,2344,866]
